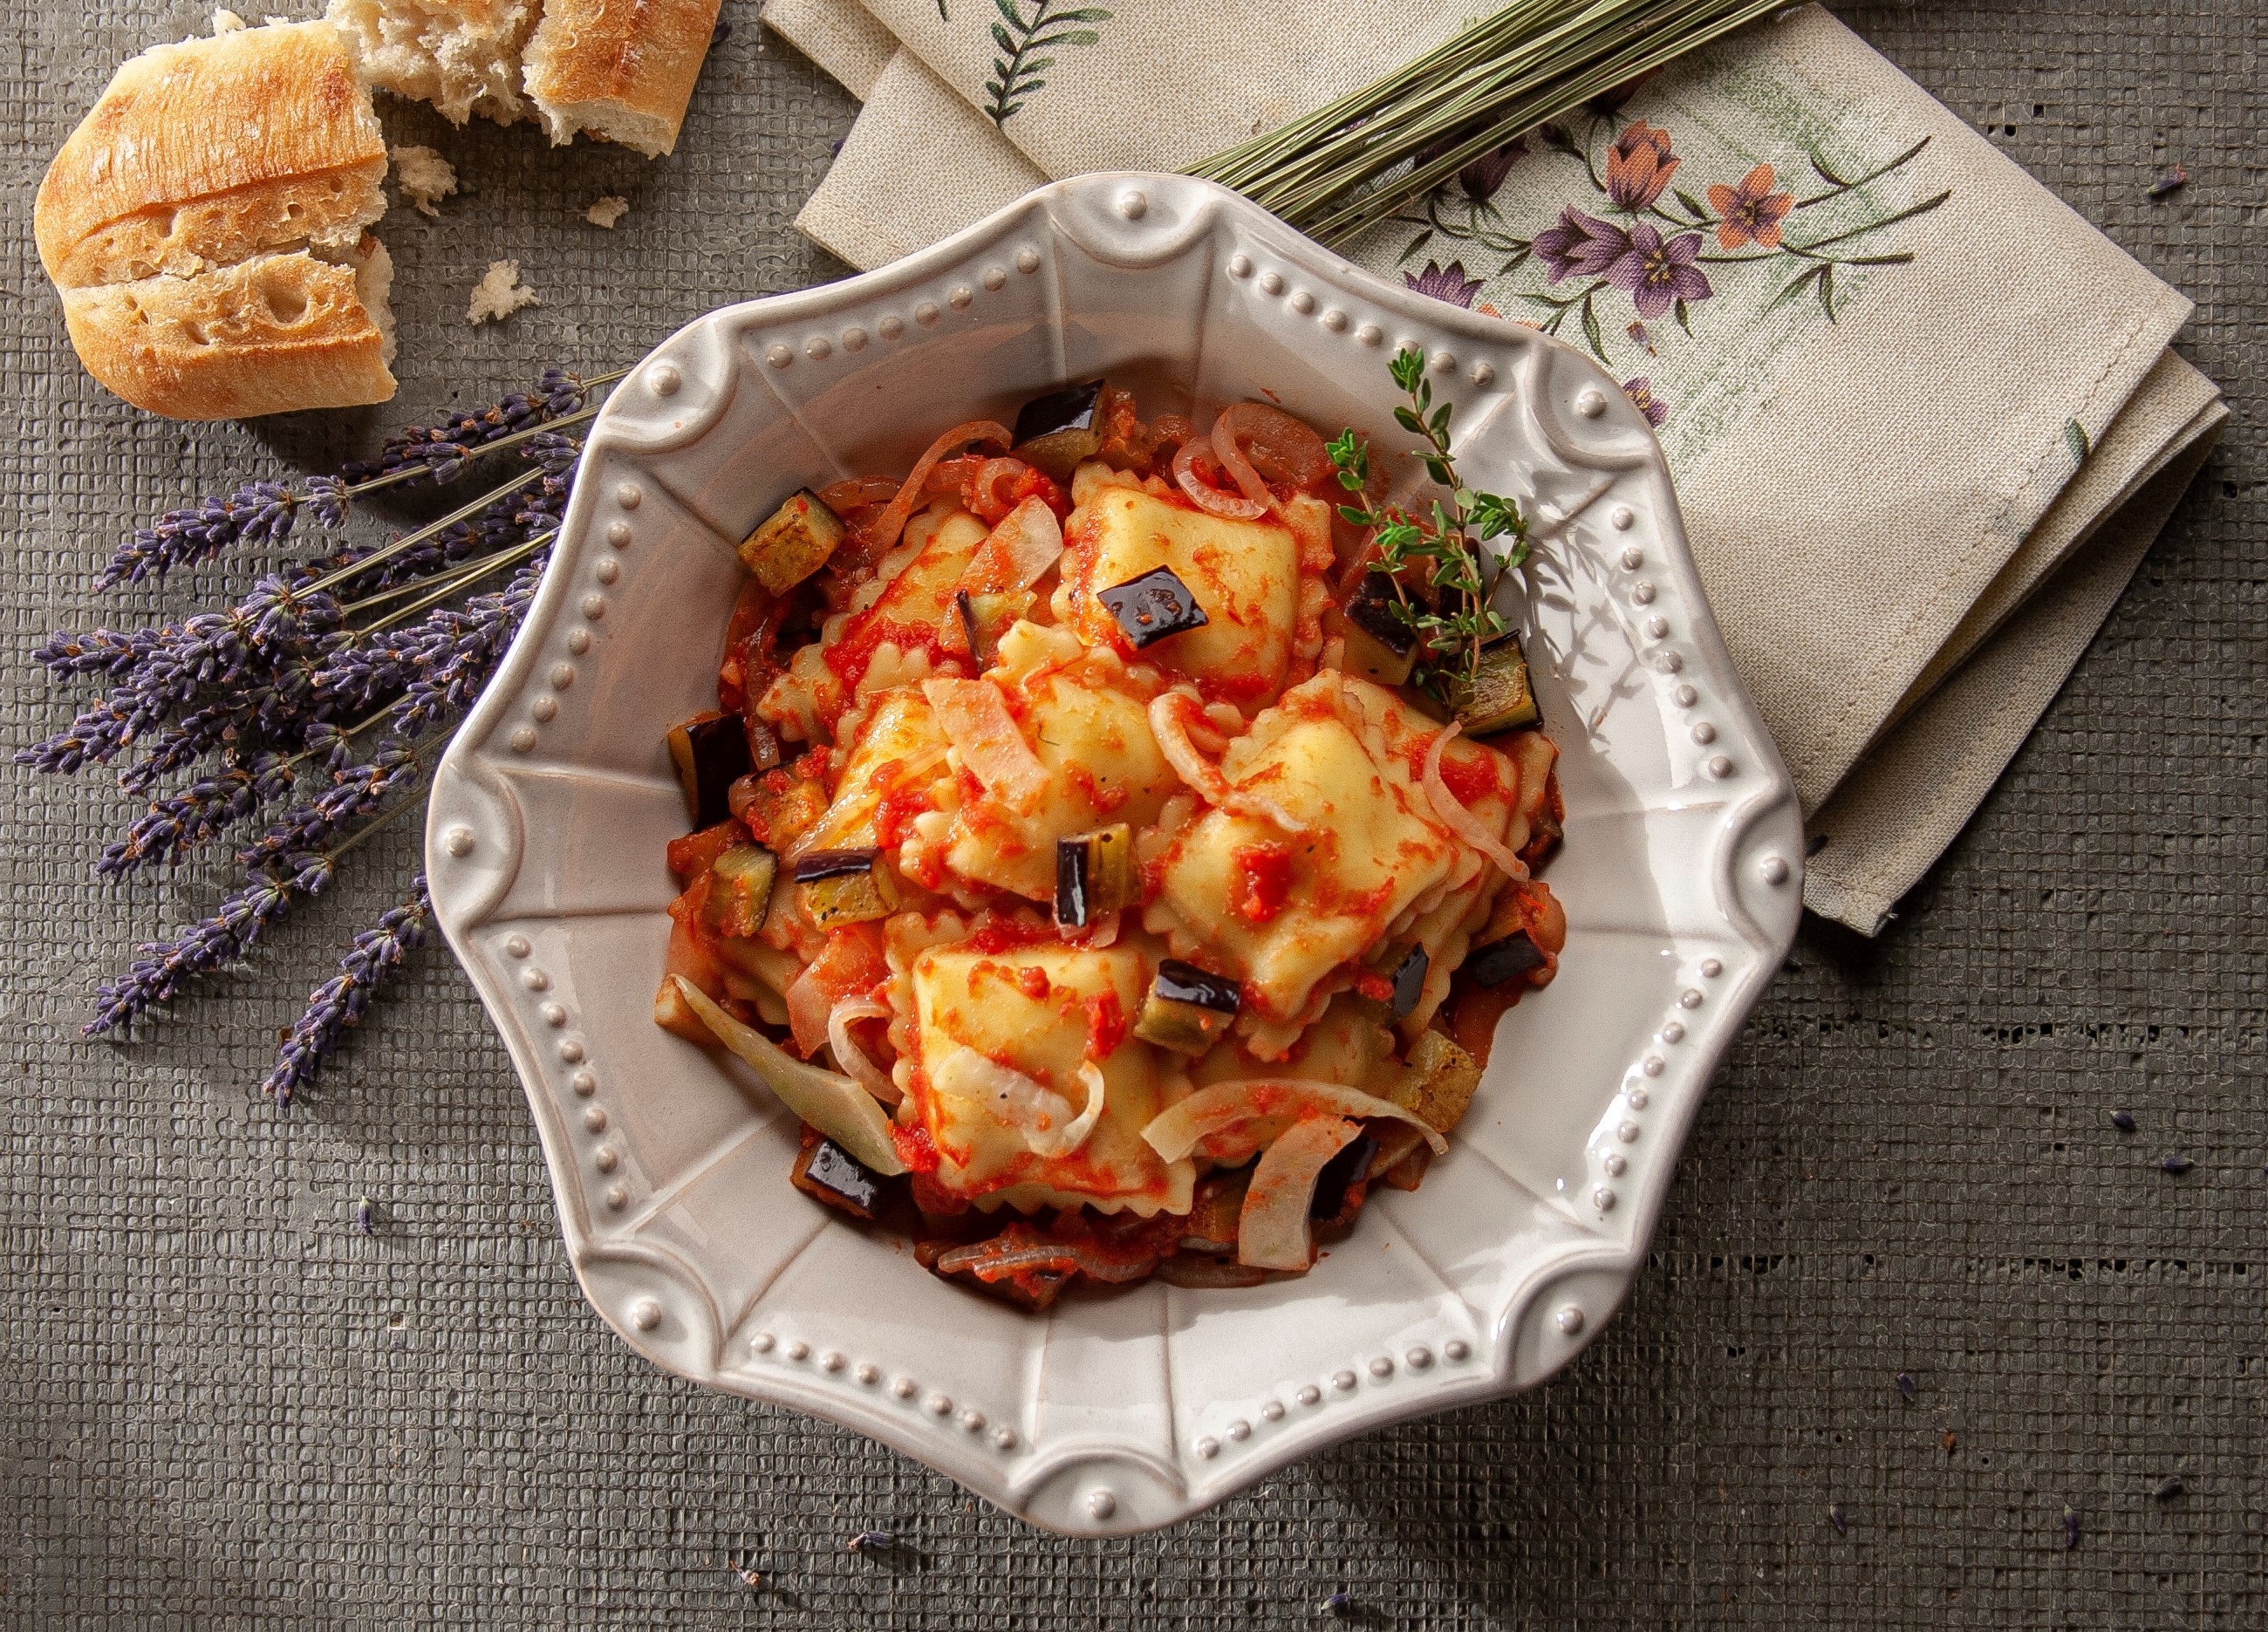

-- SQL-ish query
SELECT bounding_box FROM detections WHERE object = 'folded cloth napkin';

[762,0,2225,933]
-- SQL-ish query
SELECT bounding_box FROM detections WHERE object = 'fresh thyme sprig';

[1330,348,1527,700]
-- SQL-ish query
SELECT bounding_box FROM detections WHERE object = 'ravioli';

[1147,673,1517,1032]
[1059,488,1297,710]
[801,686,950,857]
[909,939,1193,1214]
[940,626,1180,901]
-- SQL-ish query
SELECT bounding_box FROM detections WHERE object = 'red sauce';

[872,778,935,849]
[1232,842,1294,925]
[1352,970,1394,1003]
[1084,989,1126,1061]
[1015,966,1052,1000]
[957,918,1068,956]
[1410,732,1503,807]
[893,1124,944,1175]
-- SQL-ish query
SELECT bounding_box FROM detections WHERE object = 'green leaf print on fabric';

[985,0,1115,127]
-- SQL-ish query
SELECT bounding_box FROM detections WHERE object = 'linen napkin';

[761,0,2224,933]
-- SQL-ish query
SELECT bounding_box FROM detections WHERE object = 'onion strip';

[827,995,901,1108]
[671,977,908,1175]
[1148,693,1309,836]
[925,677,1049,812]
[1238,1115,1363,1271]
[1141,1077,1447,1165]
[1422,723,1526,879]
[937,1048,1105,1159]
[1172,440,1267,519]
[1211,408,1283,516]
[857,420,1013,555]
[960,495,1063,592]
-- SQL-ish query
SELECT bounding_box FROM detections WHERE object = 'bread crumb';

[585,195,630,229]
[468,260,540,324]
[211,8,246,30]
[392,145,458,219]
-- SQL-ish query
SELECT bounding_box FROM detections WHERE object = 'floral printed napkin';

[759,0,2224,932]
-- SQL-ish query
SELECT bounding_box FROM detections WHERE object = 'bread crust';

[61,249,396,422]
[523,0,726,157]
[37,23,386,287]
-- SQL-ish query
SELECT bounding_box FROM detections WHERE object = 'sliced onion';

[1147,693,1308,835]
[1151,413,1199,452]
[1211,408,1283,516]
[1172,440,1267,519]
[1238,1115,1363,1271]
[963,457,1036,522]
[827,994,901,1108]
[924,677,1048,812]
[1149,692,1233,804]
[671,977,908,1175]
[1219,401,1334,493]
[935,1233,1155,1285]
[857,420,1013,555]
[818,475,898,515]
[961,495,1063,592]
[1141,1077,1447,1165]
[934,1048,1105,1158]
[1422,723,1525,879]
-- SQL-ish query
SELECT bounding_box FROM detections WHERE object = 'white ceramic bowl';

[425,172,1802,1535]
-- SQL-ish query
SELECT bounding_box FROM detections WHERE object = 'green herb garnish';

[1330,349,1527,702]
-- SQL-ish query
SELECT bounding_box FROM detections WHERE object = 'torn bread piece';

[35,19,394,419]
[467,258,538,323]
[584,194,628,229]
[326,0,542,126]
[523,0,727,157]
[392,143,458,216]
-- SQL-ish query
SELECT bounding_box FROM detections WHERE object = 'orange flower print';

[1708,164,1795,249]
[1605,121,1680,210]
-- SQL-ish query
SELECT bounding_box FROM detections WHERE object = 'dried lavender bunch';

[86,852,333,1036]
[263,877,433,1105]
[96,367,609,590]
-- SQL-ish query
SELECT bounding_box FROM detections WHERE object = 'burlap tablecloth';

[2,2,2258,1623]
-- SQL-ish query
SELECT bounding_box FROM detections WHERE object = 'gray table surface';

[3,1,2260,1625]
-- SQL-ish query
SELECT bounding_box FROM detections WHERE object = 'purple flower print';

[1622,378,1669,427]
[1458,137,1527,203]
[1532,208,1630,283]
[1606,224,1712,319]
[1405,259,1486,309]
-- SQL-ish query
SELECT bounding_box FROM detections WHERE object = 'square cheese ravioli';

[1149,674,1513,1032]
[909,940,1193,1215]
[1060,488,1295,709]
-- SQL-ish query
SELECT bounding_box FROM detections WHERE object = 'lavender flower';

[381,554,548,740]
[263,877,432,1104]
[98,481,332,590]
[86,852,332,1035]
[1404,259,1486,309]
[236,744,426,874]
[1533,207,1630,282]
[1605,223,1711,320]
[99,752,297,876]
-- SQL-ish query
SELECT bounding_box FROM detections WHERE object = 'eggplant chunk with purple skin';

[1134,958,1240,1055]
[792,1130,889,1220]
[793,847,898,927]
[1009,379,1105,480]
[1451,637,1540,734]
[1341,570,1420,686]
[668,711,753,827]
[1099,565,1209,649]
[1054,823,1137,927]
[738,488,846,593]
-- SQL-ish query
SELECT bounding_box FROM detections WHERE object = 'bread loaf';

[325,0,541,126]
[36,21,396,420]
[523,0,726,156]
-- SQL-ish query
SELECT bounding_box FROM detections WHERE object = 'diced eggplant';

[668,711,754,828]
[699,843,778,940]
[1133,958,1240,1056]
[791,1130,887,1220]
[1467,928,1547,987]
[1098,565,1209,650]
[1054,823,1137,927]
[1342,570,1420,686]
[1178,1171,1248,1255]
[1309,1131,1379,1229]
[793,847,898,927]
[738,488,846,593]
[1010,379,1105,480]
[946,588,1032,669]
[1153,1256,1267,1288]
[1387,942,1429,1022]
[1451,637,1540,734]
[1404,1029,1482,1134]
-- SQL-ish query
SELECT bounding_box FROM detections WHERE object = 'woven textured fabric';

[1,2,2258,1624]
